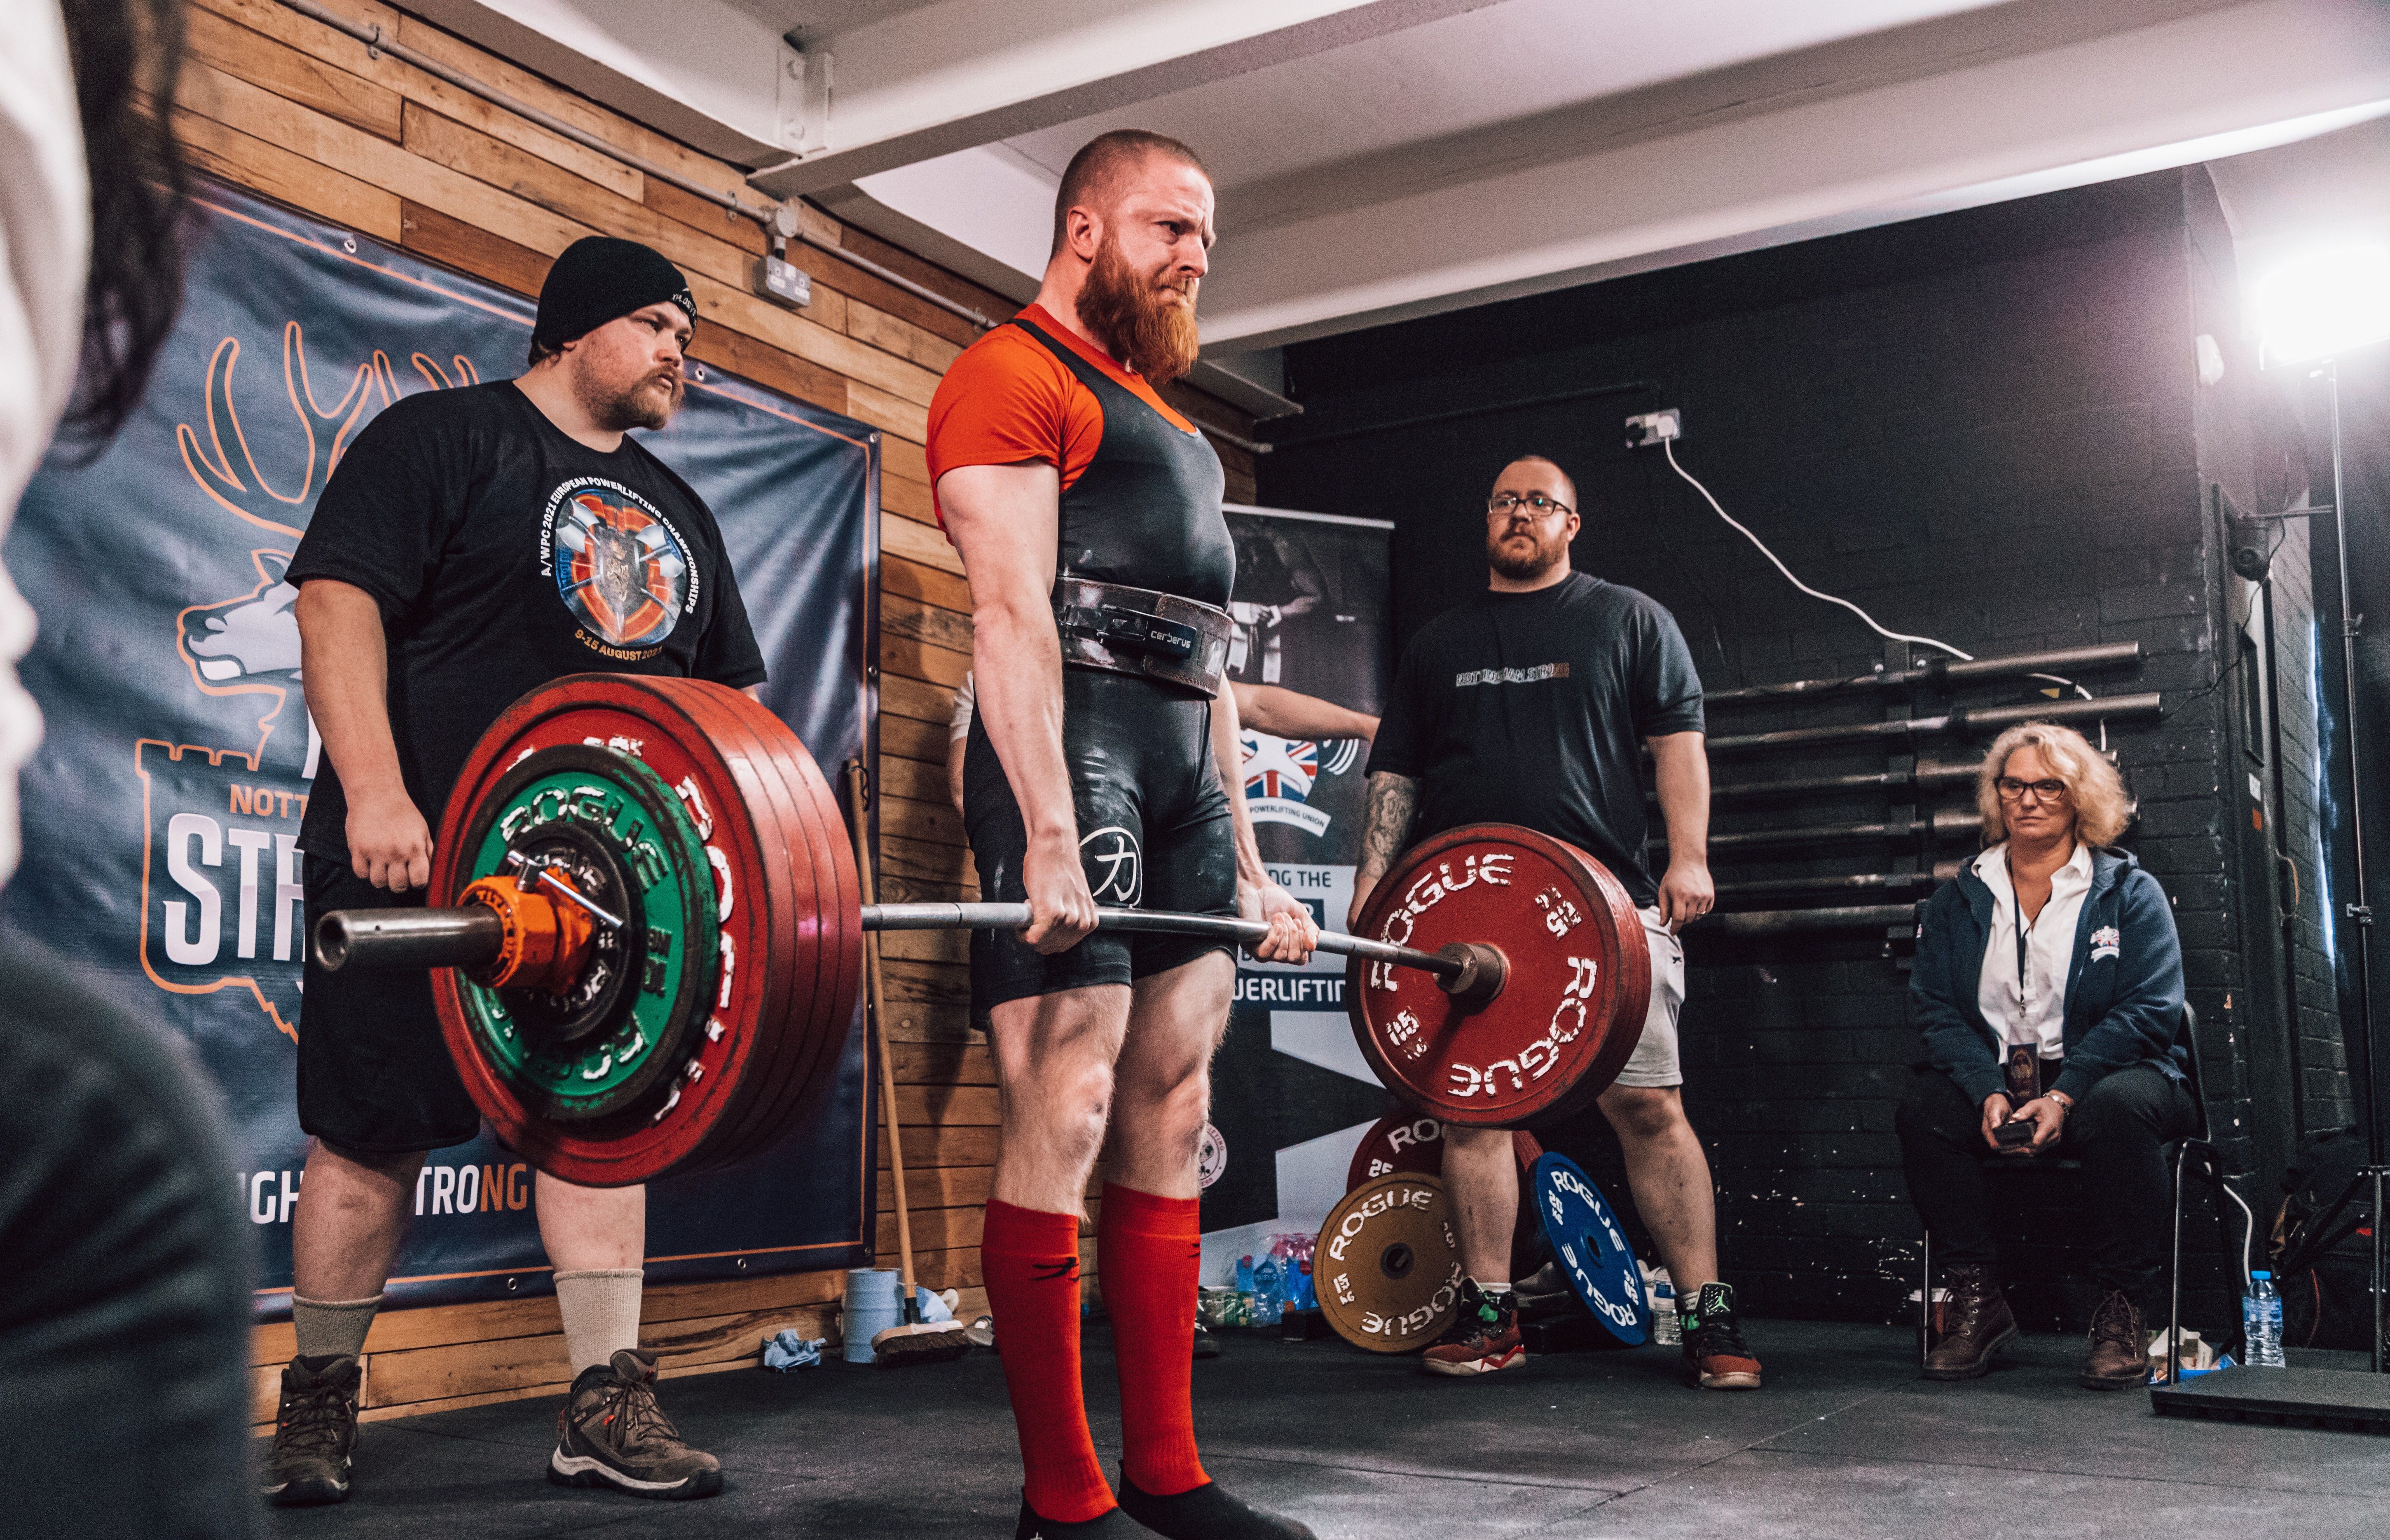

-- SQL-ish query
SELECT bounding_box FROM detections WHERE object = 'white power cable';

[1660,438,1972,661]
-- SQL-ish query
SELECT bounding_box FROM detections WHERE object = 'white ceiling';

[419,0,2390,396]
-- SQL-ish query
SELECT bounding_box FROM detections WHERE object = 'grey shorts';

[1610,906,1688,1090]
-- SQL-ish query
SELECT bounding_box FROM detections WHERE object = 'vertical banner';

[1202,505,1395,1278]
[0,180,878,1311]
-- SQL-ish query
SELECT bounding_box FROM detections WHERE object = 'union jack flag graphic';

[1243,734,1318,802]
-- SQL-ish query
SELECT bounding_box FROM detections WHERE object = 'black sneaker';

[548,1348,722,1499]
[1014,1498,1124,1537]
[1679,1282,1763,1390]
[1422,1280,1524,1376]
[261,1354,360,1505]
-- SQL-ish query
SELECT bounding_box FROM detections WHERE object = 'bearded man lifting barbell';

[267,238,756,1506]
[928,130,1322,1540]
[1351,454,1764,1391]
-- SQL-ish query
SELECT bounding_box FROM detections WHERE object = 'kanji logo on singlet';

[543,477,692,657]
[1080,825,1142,904]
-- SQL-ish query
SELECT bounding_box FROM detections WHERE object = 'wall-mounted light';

[2252,243,2390,367]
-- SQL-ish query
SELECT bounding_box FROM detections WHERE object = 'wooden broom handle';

[847,762,918,1305]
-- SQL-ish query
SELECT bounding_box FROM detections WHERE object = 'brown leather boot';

[2080,1288,2147,1391]
[1922,1263,2018,1381]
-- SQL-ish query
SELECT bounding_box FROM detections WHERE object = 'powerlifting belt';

[1052,577,1233,698]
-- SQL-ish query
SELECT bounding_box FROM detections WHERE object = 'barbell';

[315,674,1651,1186]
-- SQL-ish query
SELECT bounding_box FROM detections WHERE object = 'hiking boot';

[261,1354,360,1506]
[1422,1280,1524,1376]
[2081,1288,2147,1391]
[1680,1282,1763,1390]
[1922,1263,2018,1381]
[549,1348,722,1499]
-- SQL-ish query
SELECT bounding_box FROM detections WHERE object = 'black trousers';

[1896,1061,2198,1305]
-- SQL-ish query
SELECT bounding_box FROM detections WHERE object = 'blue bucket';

[843,1269,904,1362]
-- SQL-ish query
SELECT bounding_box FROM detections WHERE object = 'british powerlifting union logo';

[1239,732,1360,838]
[543,478,693,657]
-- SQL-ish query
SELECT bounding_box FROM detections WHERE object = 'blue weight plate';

[1531,1152,1647,1345]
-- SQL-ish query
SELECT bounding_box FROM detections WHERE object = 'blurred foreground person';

[0,3,258,1538]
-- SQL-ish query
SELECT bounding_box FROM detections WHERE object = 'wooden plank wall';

[180,0,1262,1430]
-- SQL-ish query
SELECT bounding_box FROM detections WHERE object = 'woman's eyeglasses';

[1994,777,2068,804]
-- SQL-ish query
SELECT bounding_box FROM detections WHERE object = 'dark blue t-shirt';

[1367,571,1704,906]
[289,382,766,859]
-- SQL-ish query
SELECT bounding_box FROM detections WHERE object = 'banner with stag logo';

[1,180,878,1313]
[1201,506,1395,1279]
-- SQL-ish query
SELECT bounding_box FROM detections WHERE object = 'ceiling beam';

[747,0,1503,197]
[1188,0,2390,349]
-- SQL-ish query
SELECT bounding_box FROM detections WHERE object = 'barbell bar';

[317,899,1508,1002]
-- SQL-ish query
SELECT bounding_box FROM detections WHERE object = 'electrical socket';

[751,255,812,310]
[1625,408,1682,447]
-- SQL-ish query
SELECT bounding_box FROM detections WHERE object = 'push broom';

[847,762,972,1367]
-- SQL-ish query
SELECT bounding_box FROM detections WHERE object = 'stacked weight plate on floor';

[1344,1114,1549,1285]
[1316,1171,1464,1352]
[430,674,861,1187]
[1348,823,1650,1128]
[1530,1152,1647,1345]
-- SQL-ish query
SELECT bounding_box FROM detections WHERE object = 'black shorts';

[297,857,485,1155]
[962,668,1238,1011]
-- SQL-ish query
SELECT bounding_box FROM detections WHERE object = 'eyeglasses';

[1487,491,1573,520]
[1994,777,2069,804]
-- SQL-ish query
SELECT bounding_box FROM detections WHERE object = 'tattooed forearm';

[1357,772,1418,885]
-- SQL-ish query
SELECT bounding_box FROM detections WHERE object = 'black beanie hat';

[533,236,696,352]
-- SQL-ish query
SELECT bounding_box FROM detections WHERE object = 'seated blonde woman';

[1899,721,2195,1391]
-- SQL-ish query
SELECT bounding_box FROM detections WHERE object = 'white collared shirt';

[1975,842,2094,1058]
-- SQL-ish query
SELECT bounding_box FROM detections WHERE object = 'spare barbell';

[314,674,1651,1187]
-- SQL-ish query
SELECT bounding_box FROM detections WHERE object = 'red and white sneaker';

[1422,1280,1524,1376]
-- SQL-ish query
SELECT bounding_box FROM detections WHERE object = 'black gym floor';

[260,1321,2389,1538]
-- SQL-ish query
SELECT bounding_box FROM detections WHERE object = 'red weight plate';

[633,685,822,1173]
[1346,823,1650,1128]
[1345,1112,1447,1191]
[1344,1116,1548,1192]
[649,684,858,1170]
[430,675,822,1185]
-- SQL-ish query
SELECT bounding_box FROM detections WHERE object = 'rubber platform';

[260,1321,2390,1538]
[2150,1363,2390,1433]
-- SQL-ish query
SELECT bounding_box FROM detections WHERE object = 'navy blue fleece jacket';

[1911,846,2188,1106]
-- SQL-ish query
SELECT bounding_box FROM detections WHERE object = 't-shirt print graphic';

[547,477,691,657]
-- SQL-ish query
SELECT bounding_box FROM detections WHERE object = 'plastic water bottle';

[1252,1252,1283,1326]
[2243,1270,2286,1367]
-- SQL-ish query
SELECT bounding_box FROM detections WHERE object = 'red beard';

[1078,232,1201,385]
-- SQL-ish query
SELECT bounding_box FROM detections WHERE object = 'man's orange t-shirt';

[924,304,1200,530]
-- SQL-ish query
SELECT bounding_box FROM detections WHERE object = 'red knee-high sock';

[979,1200,1112,1522]
[1098,1184,1208,1497]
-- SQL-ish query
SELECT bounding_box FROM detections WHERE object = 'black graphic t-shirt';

[1367,571,1703,907]
[290,381,766,859]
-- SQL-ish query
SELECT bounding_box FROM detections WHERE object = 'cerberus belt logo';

[141,323,479,1039]
[1080,825,1142,904]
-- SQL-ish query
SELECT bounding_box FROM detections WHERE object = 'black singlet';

[963,320,1240,1009]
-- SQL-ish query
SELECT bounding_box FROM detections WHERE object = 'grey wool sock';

[554,1269,645,1374]
[291,1292,383,1361]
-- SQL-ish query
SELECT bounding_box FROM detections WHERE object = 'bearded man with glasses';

[1899,720,2196,1390]
[1352,454,1763,1390]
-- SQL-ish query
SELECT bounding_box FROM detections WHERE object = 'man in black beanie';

[263,236,764,1506]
